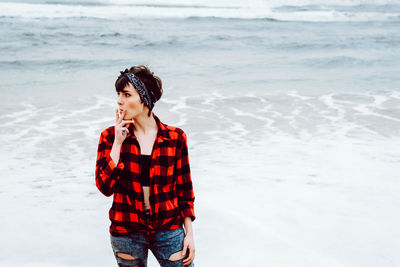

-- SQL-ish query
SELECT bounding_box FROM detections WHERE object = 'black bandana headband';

[120,68,156,115]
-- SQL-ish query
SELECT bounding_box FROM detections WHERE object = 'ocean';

[0,0,399,266]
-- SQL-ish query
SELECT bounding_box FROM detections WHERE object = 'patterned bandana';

[120,68,156,115]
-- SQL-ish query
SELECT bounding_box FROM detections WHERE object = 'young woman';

[95,65,196,267]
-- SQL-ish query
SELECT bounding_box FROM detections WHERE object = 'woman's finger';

[117,110,125,124]
[120,127,129,136]
[115,109,119,123]
[121,127,129,133]
[183,250,194,261]
[182,253,194,266]
[181,240,188,257]
[182,247,194,265]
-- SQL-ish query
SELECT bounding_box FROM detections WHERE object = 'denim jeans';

[110,211,194,267]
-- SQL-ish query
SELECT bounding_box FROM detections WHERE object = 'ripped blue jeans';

[110,226,194,267]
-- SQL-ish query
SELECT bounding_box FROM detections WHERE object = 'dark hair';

[115,65,163,116]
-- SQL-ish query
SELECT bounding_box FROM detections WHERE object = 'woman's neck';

[133,112,157,135]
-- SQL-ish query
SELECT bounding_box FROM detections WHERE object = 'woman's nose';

[117,96,123,105]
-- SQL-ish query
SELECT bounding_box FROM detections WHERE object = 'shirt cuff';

[103,154,125,177]
[180,206,196,222]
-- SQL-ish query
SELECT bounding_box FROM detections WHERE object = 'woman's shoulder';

[162,123,186,141]
[155,113,185,140]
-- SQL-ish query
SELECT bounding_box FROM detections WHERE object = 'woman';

[95,65,196,267]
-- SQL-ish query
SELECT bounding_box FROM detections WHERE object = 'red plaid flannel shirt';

[95,113,195,236]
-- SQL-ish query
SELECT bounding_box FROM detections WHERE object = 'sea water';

[0,0,399,266]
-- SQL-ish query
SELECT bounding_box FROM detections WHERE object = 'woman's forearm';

[110,142,122,165]
[183,216,193,236]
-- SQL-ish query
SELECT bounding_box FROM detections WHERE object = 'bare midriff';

[143,186,150,210]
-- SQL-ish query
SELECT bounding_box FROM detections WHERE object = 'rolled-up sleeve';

[95,129,124,197]
[175,131,196,221]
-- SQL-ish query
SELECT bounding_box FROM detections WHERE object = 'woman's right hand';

[114,109,134,145]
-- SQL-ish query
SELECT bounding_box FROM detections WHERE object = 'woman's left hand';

[181,233,195,266]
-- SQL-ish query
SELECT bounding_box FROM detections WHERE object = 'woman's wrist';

[183,217,193,236]
[113,141,122,147]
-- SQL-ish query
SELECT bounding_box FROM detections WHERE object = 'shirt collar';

[125,112,170,142]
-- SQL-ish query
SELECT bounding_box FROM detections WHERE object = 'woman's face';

[117,83,145,120]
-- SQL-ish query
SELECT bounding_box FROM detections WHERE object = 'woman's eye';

[125,94,130,97]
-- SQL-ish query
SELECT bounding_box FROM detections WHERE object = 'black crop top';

[139,154,151,186]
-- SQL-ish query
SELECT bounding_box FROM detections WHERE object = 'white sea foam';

[0,1,398,21]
